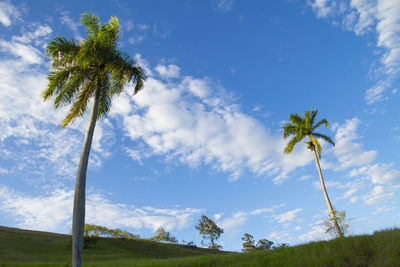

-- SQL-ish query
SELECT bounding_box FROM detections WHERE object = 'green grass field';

[1,226,399,266]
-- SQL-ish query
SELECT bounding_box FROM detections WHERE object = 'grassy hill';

[0,226,225,266]
[1,226,400,266]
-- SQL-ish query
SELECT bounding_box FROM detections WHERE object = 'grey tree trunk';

[312,147,344,238]
[72,89,100,267]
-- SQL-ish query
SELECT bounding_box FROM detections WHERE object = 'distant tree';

[282,109,344,238]
[195,215,224,249]
[83,224,139,239]
[324,209,349,238]
[275,243,289,248]
[241,233,256,251]
[151,227,178,243]
[256,239,274,250]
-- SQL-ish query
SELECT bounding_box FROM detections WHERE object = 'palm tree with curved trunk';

[282,109,343,238]
[42,13,146,266]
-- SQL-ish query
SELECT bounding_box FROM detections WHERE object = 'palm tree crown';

[42,12,145,126]
[282,109,334,157]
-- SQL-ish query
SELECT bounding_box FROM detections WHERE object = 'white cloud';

[372,206,395,214]
[218,211,248,230]
[298,220,329,242]
[128,35,146,45]
[0,40,42,64]
[308,0,400,104]
[363,185,395,205]
[273,208,303,223]
[0,185,203,233]
[213,213,224,220]
[12,24,52,44]
[298,174,312,181]
[0,1,20,27]
[111,74,314,182]
[323,118,376,170]
[60,11,80,32]
[214,0,235,12]
[215,204,284,231]
[155,64,181,79]
[309,0,338,18]
[349,163,400,185]
[268,230,291,241]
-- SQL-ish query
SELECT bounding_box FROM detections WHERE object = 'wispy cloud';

[0,1,20,27]
[273,208,303,223]
[215,204,285,231]
[213,0,235,13]
[363,185,395,205]
[307,0,400,104]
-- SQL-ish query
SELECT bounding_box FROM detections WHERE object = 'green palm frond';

[43,13,146,128]
[81,12,101,36]
[312,118,329,130]
[61,79,95,127]
[310,109,318,125]
[282,109,334,156]
[313,133,335,146]
[284,134,304,154]
[282,124,297,139]
[288,113,303,126]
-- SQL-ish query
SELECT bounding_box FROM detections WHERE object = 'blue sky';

[0,0,399,251]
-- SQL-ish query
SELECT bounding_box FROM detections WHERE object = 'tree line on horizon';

[43,11,348,267]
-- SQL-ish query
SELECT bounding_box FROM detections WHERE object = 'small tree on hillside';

[256,238,274,250]
[241,233,256,251]
[324,209,349,238]
[151,227,178,243]
[195,215,224,249]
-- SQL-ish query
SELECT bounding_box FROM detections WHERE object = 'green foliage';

[282,108,334,158]
[195,215,224,249]
[324,209,349,238]
[84,224,139,240]
[150,227,178,244]
[255,238,274,250]
[42,12,146,128]
[241,233,255,251]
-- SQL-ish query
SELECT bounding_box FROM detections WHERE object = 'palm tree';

[42,13,146,266]
[282,109,343,238]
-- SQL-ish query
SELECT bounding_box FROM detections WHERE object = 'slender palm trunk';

[311,147,344,238]
[72,89,100,267]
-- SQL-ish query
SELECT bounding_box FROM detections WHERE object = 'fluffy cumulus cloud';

[111,70,315,182]
[155,64,181,79]
[323,118,377,170]
[308,0,400,104]
[0,186,202,233]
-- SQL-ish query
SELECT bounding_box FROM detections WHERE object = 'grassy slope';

[1,226,400,266]
[0,226,224,265]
